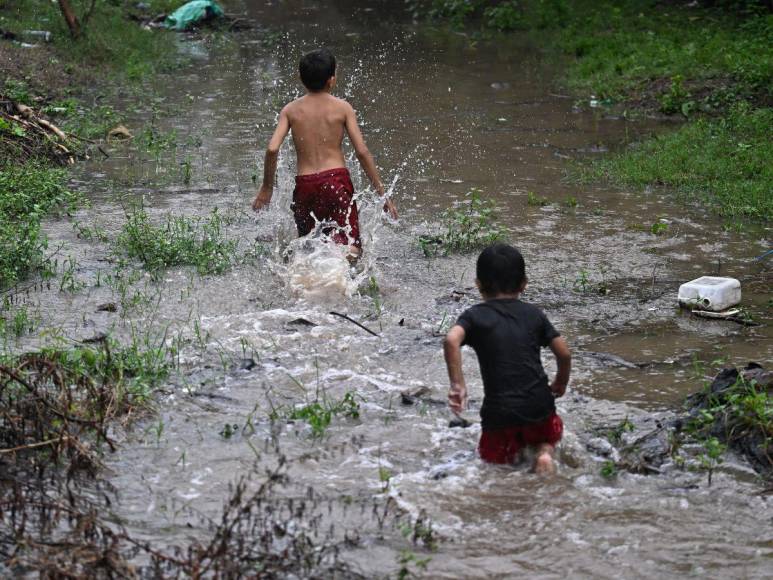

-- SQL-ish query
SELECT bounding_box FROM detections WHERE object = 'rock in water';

[449,415,472,429]
[237,358,256,371]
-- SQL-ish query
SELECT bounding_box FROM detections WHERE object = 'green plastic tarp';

[165,0,225,31]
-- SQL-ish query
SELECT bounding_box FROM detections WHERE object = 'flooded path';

[20,0,773,576]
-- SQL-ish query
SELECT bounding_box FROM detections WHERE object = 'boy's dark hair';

[476,244,526,296]
[299,49,336,92]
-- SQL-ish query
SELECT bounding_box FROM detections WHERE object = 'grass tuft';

[114,202,243,275]
[585,104,773,220]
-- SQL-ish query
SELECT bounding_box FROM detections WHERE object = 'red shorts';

[478,412,563,464]
[292,167,361,248]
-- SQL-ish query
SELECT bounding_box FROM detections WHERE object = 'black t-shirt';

[456,299,560,431]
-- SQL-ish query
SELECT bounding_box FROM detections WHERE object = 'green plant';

[59,255,83,293]
[115,202,243,275]
[563,195,578,208]
[606,417,634,444]
[397,549,431,580]
[271,391,361,438]
[696,436,726,486]
[0,303,36,338]
[600,460,618,479]
[526,191,550,206]
[573,269,590,292]
[659,75,695,117]
[650,220,669,235]
[418,189,506,256]
[379,465,392,492]
[0,164,80,290]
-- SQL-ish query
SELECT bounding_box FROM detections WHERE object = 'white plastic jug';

[678,276,741,312]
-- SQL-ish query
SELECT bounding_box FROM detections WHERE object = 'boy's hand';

[448,383,467,415]
[383,198,398,220]
[252,185,272,211]
[550,380,567,398]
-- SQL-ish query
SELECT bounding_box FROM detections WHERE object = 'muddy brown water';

[12,0,773,577]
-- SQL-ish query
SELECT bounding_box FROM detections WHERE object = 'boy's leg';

[522,412,563,475]
[533,443,556,475]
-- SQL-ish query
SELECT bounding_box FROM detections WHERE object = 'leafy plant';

[650,220,669,235]
[527,190,550,206]
[271,391,361,438]
[115,202,243,275]
[600,460,618,479]
[418,189,506,256]
[0,164,80,290]
[696,437,726,486]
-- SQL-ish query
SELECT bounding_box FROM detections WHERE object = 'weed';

[362,276,383,318]
[573,269,590,292]
[686,372,771,479]
[220,423,239,439]
[397,549,432,580]
[606,417,634,444]
[0,303,36,338]
[659,75,695,117]
[563,195,578,208]
[58,256,83,293]
[696,437,726,486]
[526,191,550,207]
[73,220,110,242]
[650,220,669,236]
[0,164,80,290]
[271,391,361,438]
[115,202,244,275]
[379,465,392,492]
[400,511,438,551]
[418,188,506,256]
[600,460,618,479]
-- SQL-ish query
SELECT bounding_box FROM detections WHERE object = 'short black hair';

[476,244,526,296]
[299,48,336,92]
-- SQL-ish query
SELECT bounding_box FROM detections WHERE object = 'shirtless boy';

[444,244,571,475]
[252,48,398,259]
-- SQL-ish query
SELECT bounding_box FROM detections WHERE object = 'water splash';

[258,147,399,301]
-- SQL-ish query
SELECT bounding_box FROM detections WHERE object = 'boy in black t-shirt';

[443,244,571,474]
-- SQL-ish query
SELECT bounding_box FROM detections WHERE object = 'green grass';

[557,3,772,106]
[0,0,181,82]
[114,202,242,275]
[0,164,80,290]
[585,104,773,219]
[417,1,772,220]
[270,391,361,438]
[418,189,506,256]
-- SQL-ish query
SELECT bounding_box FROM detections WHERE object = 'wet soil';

[7,0,772,577]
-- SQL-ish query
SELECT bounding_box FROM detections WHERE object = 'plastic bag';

[165,0,225,31]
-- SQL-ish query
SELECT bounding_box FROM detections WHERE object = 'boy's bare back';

[284,93,348,175]
[252,48,397,232]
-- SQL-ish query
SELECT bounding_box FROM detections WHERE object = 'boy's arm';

[548,336,571,397]
[344,103,398,219]
[252,107,290,211]
[443,325,467,414]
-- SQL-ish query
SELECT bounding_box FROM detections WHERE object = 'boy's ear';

[519,277,528,293]
[326,76,336,91]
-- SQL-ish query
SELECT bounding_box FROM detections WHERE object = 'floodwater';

[18,0,773,577]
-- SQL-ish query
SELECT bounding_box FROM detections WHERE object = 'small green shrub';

[0,164,80,290]
[419,189,506,256]
[272,391,361,438]
[526,191,550,206]
[600,460,618,479]
[115,202,242,275]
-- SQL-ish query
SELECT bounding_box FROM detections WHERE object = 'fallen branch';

[329,311,379,337]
